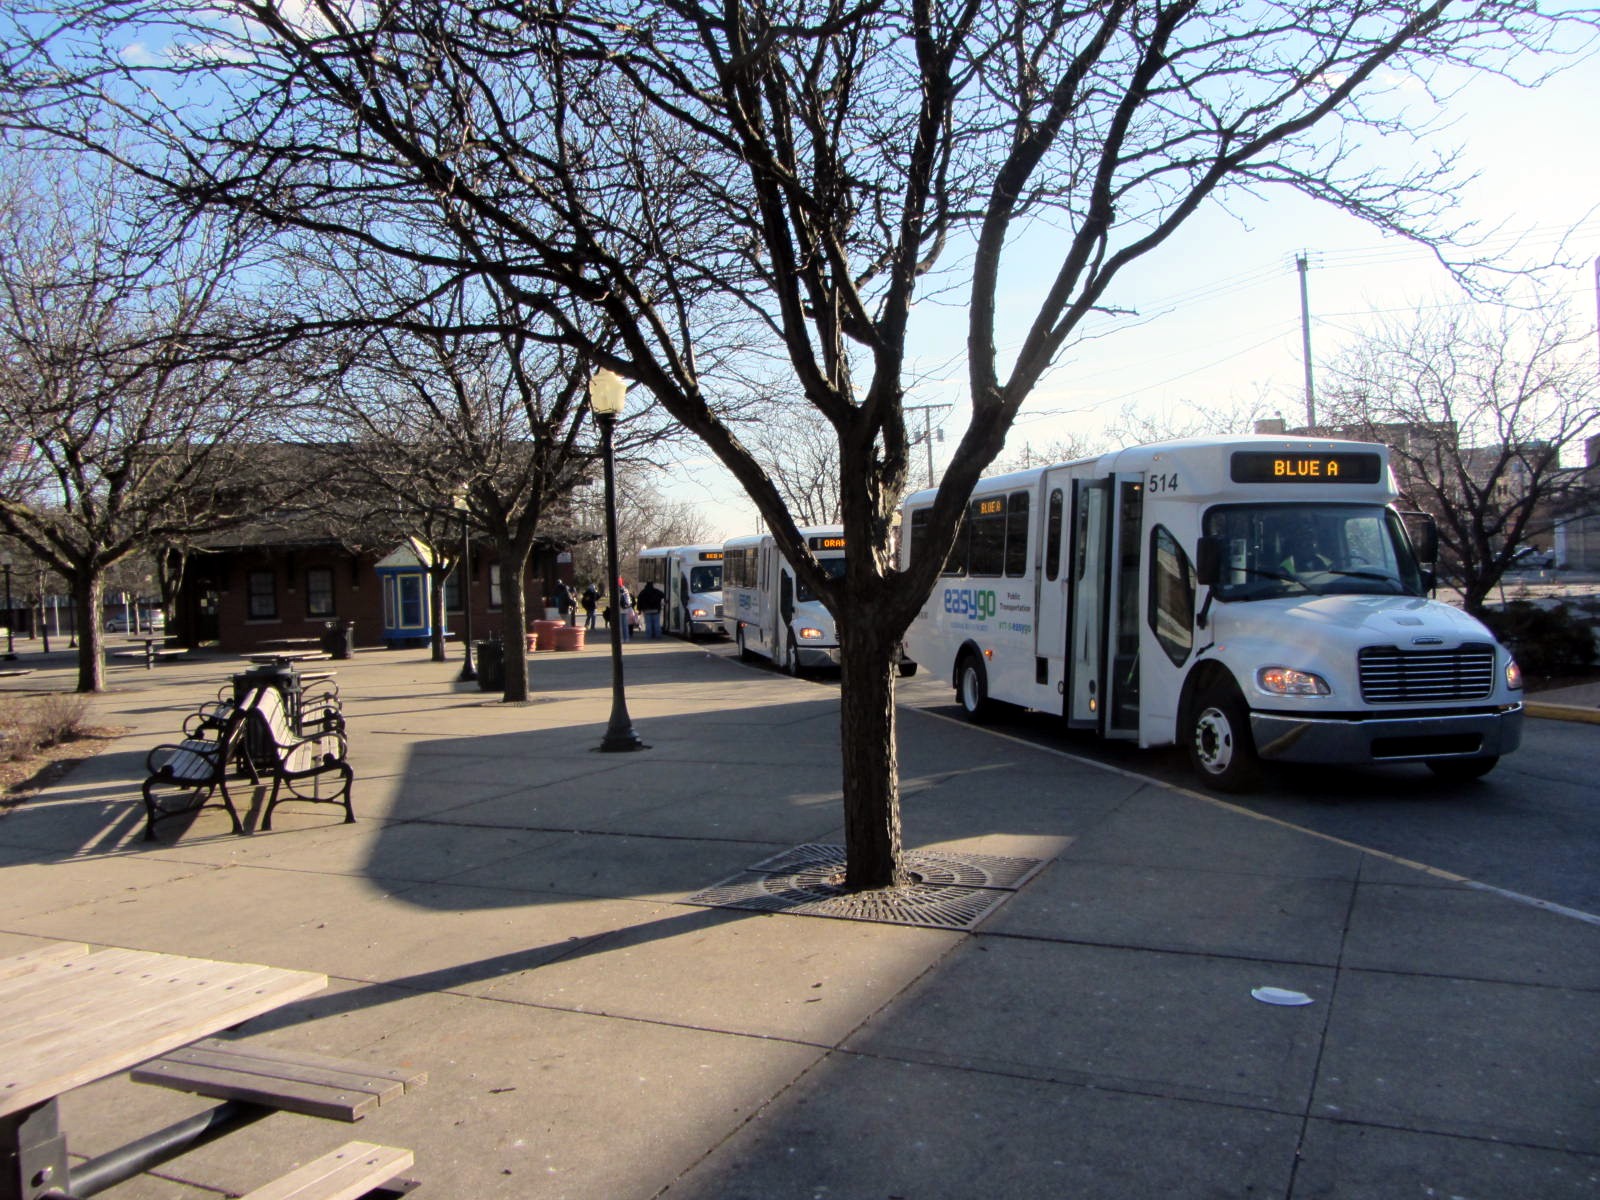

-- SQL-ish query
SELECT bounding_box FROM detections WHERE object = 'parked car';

[105,611,166,633]
[1509,546,1557,570]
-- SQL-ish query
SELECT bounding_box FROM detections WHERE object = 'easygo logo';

[943,588,997,621]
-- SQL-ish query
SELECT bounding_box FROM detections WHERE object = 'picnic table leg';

[0,1098,70,1200]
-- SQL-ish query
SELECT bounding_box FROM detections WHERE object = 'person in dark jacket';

[636,581,666,639]
[580,583,599,630]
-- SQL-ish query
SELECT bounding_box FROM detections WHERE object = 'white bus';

[900,436,1524,791]
[636,544,726,638]
[722,527,849,673]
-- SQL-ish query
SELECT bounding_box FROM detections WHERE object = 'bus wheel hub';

[1195,708,1233,771]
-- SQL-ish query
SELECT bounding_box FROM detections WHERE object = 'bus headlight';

[690,608,708,618]
[797,626,826,640]
[1505,658,1523,690]
[1257,666,1330,696]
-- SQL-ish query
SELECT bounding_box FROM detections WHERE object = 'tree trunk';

[428,569,448,662]
[75,573,106,693]
[836,615,906,891]
[499,543,532,702]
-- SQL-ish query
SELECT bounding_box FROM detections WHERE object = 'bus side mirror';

[1417,521,1438,564]
[1420,566,1436,593]
[1195,536,1222,587]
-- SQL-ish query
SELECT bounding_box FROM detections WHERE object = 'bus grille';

[715,603,724,618]
[1358,643,1496,703]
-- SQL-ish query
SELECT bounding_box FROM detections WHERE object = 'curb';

[1524,701,1600,725]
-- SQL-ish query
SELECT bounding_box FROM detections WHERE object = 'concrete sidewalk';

[1,641,1596,1198]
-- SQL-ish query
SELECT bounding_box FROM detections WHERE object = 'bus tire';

[898,660,918,678]
[782,634,801,677]
[736,626,755,663]
[1426,756,1498,782]
[1188,683,1260,793]
[957,654,994,723]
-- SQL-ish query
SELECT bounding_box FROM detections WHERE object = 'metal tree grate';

[686,844,1045,931]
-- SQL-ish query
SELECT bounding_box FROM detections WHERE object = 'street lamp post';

[588,369,645,752]
[2,556,14,660]
[455,495,476,683]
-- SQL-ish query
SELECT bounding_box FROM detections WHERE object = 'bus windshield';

[688,565,721,593]
[796,557,847,602]
[1202,503,1425,600]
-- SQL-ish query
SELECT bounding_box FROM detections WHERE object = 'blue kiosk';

[375,543,443,648]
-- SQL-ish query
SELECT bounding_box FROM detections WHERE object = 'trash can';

[233,663,303,762]
[321,619,356,660]
[475,638,504,692]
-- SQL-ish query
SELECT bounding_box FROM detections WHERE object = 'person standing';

[552,579,573,624]
[616,578,635,642]
[581,583,599,630]
[637,580,665,639]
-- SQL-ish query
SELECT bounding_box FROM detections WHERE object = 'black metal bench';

[242,685,355,830]
[141,710,251,840]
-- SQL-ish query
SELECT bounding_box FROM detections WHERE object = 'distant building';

[169,519,585,653]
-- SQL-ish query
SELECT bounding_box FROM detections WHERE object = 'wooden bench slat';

[132,1038,426,1121]
[175,1038,428,1090]
[239,1141,413,1200]
[147,1041,418,1097]
[132,1059,381,1121]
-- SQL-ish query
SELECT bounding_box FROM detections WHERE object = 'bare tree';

[1320,304,1600,615]
[0,153,282,690]
[10,0,1594,882]
[568,464,716,588]
[748,413,843,526]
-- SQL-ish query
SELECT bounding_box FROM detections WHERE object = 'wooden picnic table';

[0,944,326,1200]
[115,635,186,670]
[242,650,332,666]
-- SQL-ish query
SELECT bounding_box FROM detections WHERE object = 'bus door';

[1103,476,1144,739]
[666,557,685,635]
[1065,478,1109,729]
[1034,472,1073,701]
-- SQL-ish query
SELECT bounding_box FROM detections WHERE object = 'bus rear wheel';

[736,626,755,663]
[957,654,993,723]
[1188,683,1260,793]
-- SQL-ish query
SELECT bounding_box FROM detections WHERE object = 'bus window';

[969,495,1006,576]
[943,511,969,576]
[1148,525,1194,667]
[1005,491,1029,577]
[1045,489,1064,581]
[908,507,929,566]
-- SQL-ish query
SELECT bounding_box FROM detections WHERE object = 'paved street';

[1,640,1597,1198]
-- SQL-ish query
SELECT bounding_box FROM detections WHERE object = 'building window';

[306,567,335,618]
[247,570,277,620]
[488,563,502,610]
[444,570,462,613]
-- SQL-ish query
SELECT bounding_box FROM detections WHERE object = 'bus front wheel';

[736,626,755,663]
[1188,683,1260,793]
[957,655,993,723]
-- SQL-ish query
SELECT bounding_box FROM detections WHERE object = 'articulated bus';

[722,527,850,673]
[635,544,726,638]
[900,436,1523,791]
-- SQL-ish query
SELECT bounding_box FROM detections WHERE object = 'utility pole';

[904,403,952,487]
[1297,253,1316,432]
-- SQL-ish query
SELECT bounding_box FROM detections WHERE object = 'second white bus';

[636,544,726,638]
[900,435,1523,791]
[721,527,848,673]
